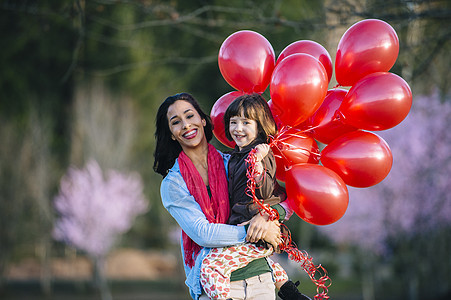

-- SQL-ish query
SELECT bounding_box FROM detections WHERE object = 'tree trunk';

[0,252,7,293]
[38,236,52,296]
[360,252,375,300]
[408,272,419,300]
[92,256,112,300]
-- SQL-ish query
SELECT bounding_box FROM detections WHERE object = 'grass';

[1,279,191,300]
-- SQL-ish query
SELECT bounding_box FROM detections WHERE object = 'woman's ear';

[202,119,206,126]
[171,134,176,140]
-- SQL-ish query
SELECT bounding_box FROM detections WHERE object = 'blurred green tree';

[0,0,450,295]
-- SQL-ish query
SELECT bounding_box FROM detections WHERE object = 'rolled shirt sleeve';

[161,161,246,248]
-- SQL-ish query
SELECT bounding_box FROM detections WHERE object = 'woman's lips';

[183,129,198,139]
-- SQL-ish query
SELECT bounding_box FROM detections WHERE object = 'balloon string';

[333,109,346,122]
[245,149,331,299]
[268,125,322,169]
[280,224,331,300]
[245,148,280,220]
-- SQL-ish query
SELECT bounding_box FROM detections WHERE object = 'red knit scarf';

[178,144,230,268]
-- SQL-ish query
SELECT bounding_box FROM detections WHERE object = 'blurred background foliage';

[0,0,450,299]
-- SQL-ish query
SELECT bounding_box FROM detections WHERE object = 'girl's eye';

[172,120,180,125]
[187,114,194,119]
[230,121,236,124]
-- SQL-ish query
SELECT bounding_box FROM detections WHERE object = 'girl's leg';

[228,279,246,300]
[266,257,289,288]
[200,244,273,299]
[243,272,276,300]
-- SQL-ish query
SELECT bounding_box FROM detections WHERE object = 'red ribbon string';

[245,146,331,300]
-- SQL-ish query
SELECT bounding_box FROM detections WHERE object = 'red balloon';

[218,30,275,93]
[321,131,393,188]
[277,40,333,83]
[271,128,320,182]
[339,72,412,131]
[210,91,246,148]
[335,19,399,87]
[270,53,329,127]
[285,164,349,225]
[267,99,284,130]
[298,89,358,144]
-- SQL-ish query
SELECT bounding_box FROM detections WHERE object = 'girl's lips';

[183,129,198,139]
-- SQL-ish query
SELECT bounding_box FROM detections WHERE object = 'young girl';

[200,94,310,300]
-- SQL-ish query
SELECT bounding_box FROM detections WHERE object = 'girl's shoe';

[277,280,311,300]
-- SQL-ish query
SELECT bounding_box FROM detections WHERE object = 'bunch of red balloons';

[211,19,412,226]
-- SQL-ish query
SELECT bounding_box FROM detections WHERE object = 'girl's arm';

[253,145,277,200]
[161,175,247,248]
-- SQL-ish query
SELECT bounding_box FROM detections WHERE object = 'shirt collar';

[232,137,265,155]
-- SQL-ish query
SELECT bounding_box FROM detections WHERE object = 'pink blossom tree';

[53,160,149,300]
[319,92,451,299]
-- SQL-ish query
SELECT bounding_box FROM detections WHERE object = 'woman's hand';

[246,213,281,249]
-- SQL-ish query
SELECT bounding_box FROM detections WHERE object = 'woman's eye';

[172,120,180,125]
[187,114,194,119]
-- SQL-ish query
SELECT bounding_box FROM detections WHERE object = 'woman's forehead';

[167,100,195,118]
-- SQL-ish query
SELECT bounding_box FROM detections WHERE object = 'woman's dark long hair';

[153,93,213,177]
[224,93,277,143]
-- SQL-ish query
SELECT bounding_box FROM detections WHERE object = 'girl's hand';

[254,144,270,162]
[246,213,281,249]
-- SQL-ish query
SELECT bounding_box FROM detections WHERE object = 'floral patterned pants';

[200,243,288,299]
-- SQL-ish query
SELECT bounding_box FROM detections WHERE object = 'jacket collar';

[232,137,265,155]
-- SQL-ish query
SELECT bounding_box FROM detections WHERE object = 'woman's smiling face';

[167,100,207,150]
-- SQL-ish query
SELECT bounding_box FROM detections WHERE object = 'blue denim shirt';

[160,150,247,299]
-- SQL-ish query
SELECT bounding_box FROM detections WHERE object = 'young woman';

[154,93,281,300]
[199,94,310,300]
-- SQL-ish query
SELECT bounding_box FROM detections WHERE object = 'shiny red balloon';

[218,30,275,93]
[285,164,349,226]
[271,128,320,182]
[339,72,412,131]
[270,53,329,127]
[298,89,358,144]
[277,40,333,83]
[335,19,399,87]
[267,99,284,130]
[321,131,393,188]
[210,91,246,148]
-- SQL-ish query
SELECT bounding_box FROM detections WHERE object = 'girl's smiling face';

[167,100,206,150]
[229,113,258,150]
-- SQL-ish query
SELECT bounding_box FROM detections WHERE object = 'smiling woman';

[153,93,213,178]
[167,100,209,183]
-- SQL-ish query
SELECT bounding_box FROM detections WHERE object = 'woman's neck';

[182,140,209,172]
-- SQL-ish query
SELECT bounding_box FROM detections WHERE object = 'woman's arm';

[161,175,247,248]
